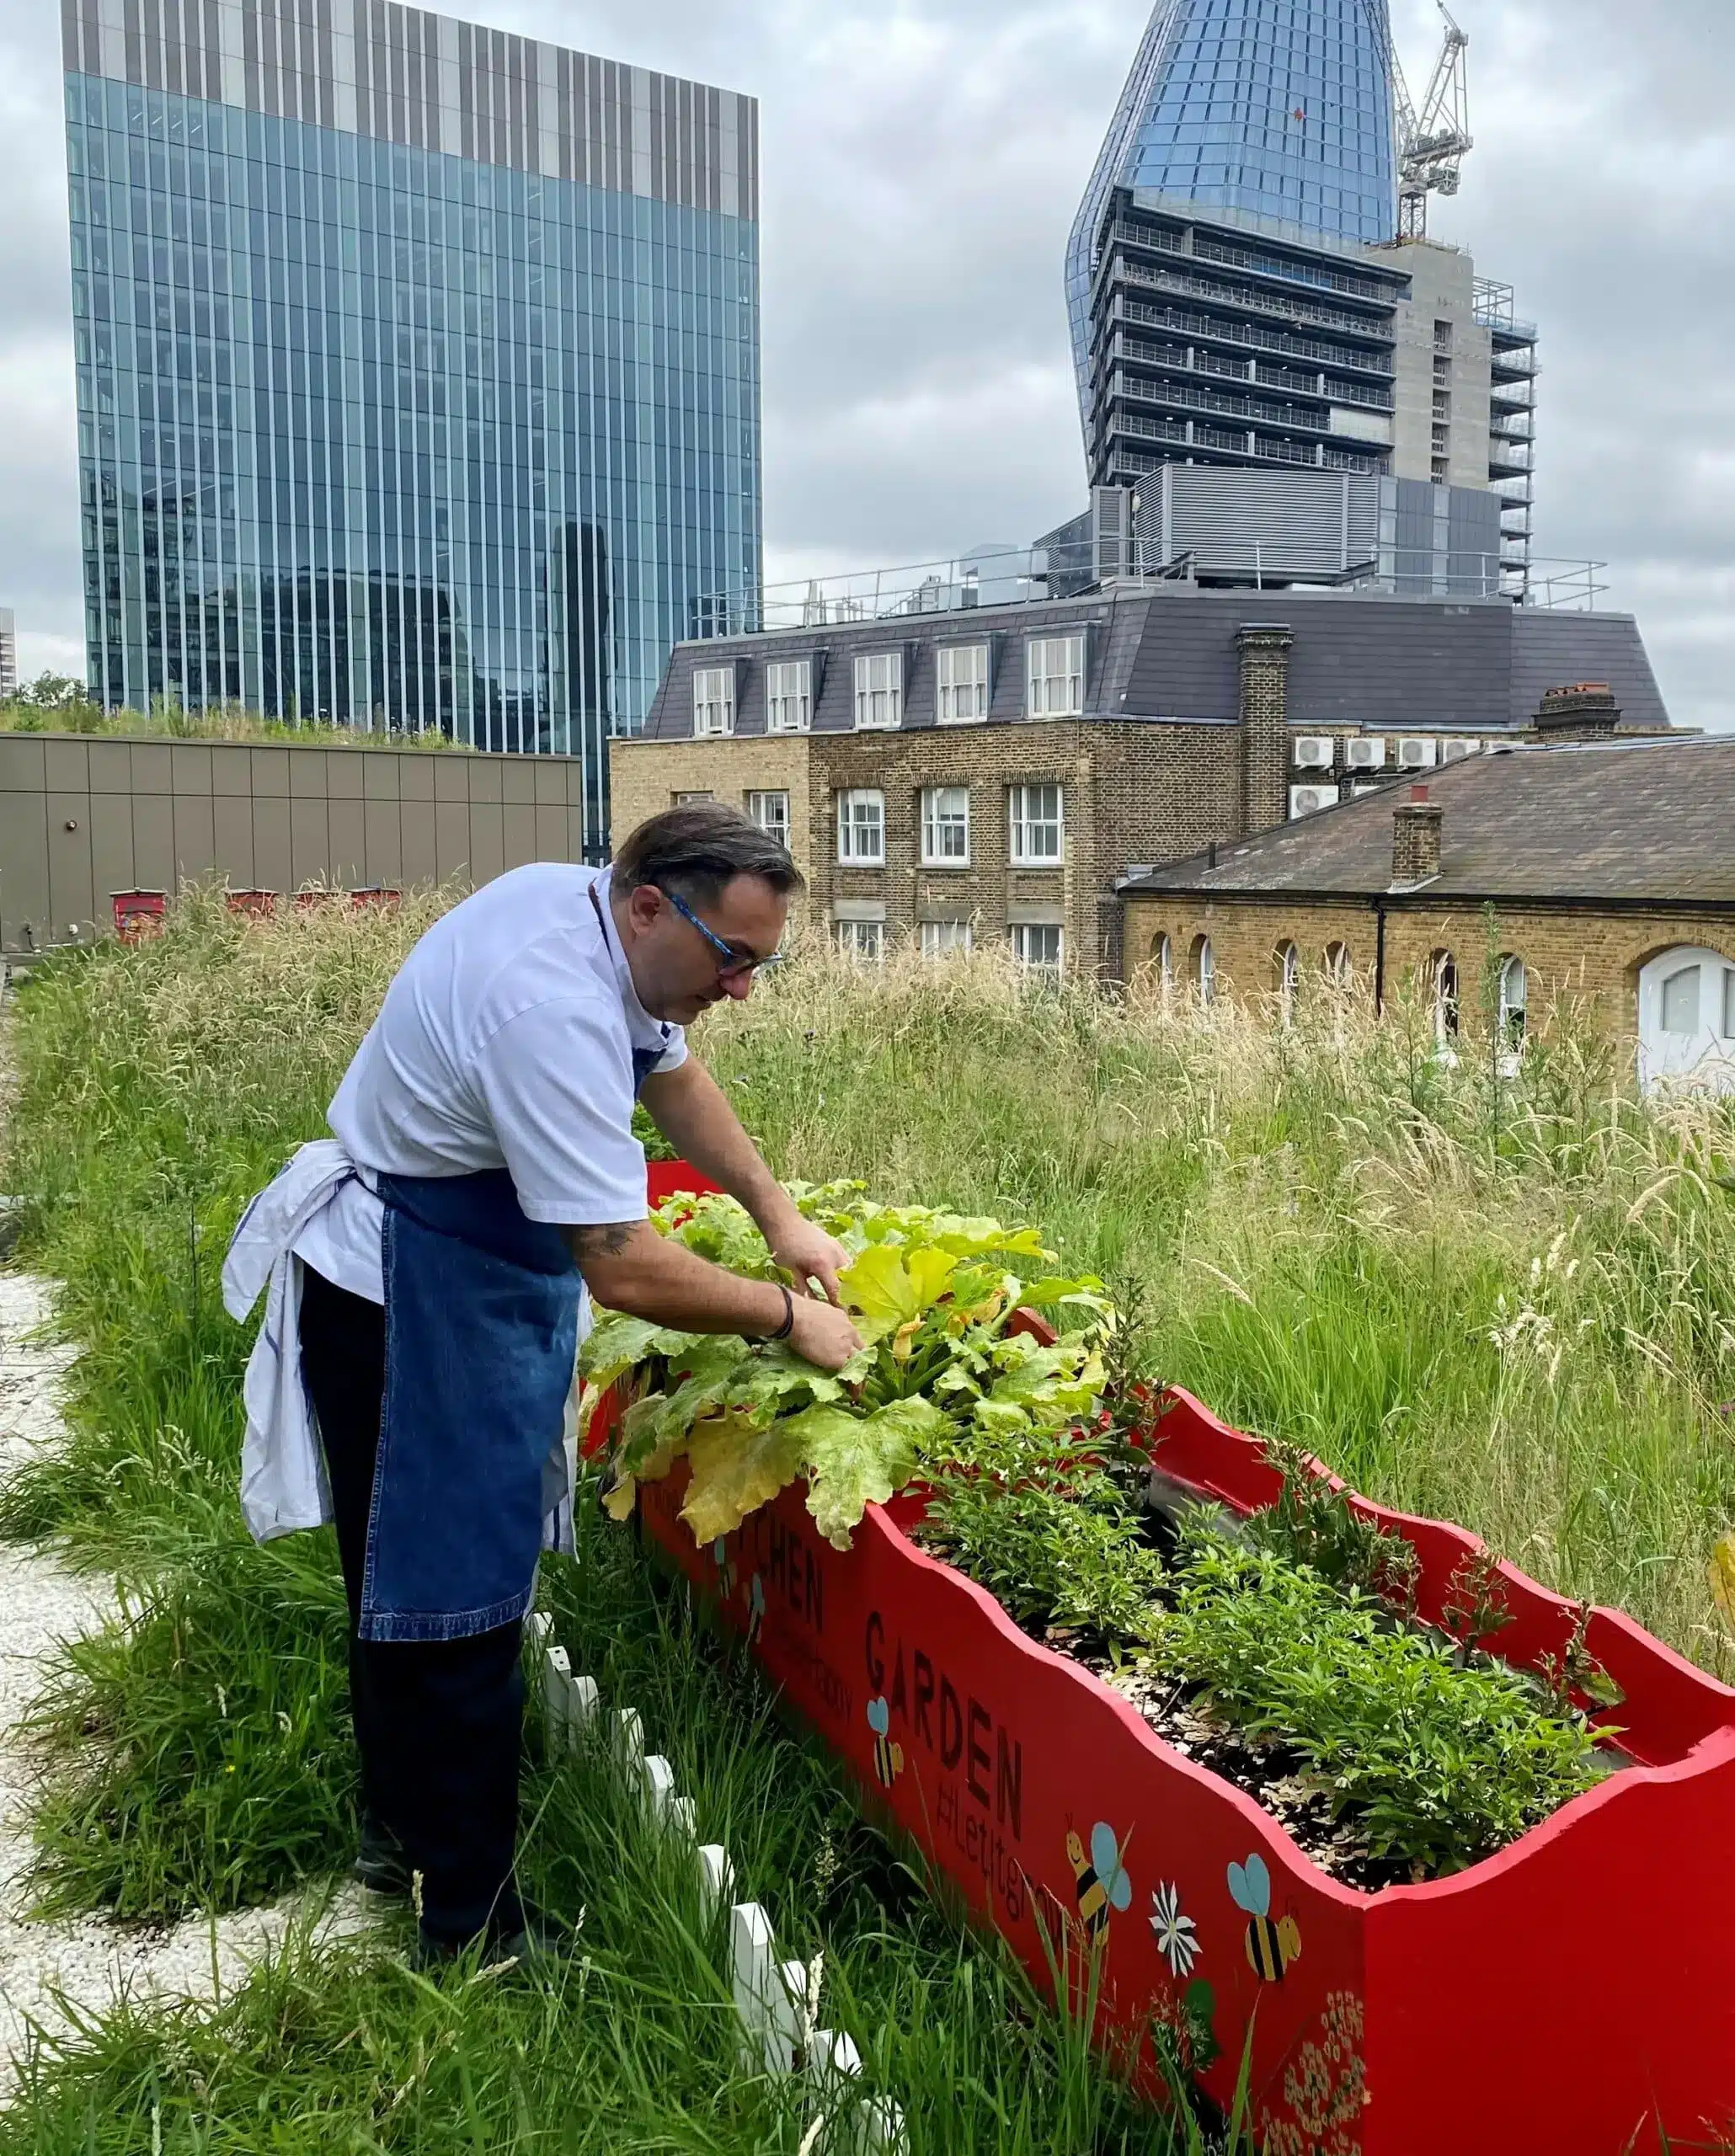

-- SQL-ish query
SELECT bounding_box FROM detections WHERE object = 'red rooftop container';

[604,1162,1735,2153]
[110,889,166,942]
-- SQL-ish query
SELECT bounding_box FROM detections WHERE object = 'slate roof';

[1119,735,1735,908]
[639,584,1671,740]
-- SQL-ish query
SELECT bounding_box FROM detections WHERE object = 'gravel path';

[0,1269,376,2083]
[0,1001,374,2087]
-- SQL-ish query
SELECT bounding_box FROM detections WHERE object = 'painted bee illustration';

[867,1696,905,1787]
[1227,1854,1301,1983]
[713,1537,736,1599]
[745,1572,766,1646]
[1066,1821,1132,1940]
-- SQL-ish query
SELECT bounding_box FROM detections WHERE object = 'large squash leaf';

[795,1396,948,1550]
[841,1243,958,1342]
[1016,1275,1113,1330]
[679,1410,809,1544]
[579,1311,706,1388]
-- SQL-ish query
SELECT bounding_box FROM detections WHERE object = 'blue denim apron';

[359,1168,581,1643]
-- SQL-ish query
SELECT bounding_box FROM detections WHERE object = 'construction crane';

[1390,1,1473,240]
[1358,0,1473,239]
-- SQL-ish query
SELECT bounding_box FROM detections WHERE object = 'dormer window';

[937,643,989,724]
[692,664,734,737]
[766,659,811,734]
[854,652,903,729]
[1027,633,1085,718]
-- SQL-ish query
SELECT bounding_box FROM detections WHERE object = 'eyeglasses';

[665,889,782,980]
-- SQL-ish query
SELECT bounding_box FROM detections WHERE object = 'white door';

[1637,947,1735,1094]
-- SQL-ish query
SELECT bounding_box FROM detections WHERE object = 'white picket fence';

[526,1613,907,2155]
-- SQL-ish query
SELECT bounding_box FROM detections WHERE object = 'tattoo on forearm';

[569,1220,636,1261]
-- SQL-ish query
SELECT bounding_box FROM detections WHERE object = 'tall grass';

[2,889,1732,2147]
[705,942,1735,1671]
[0,892,1193,2150]
[3,1502,1178,2154]
[0,688,472,746]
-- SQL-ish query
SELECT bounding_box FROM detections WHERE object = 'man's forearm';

[568,1217,787,1336]
[637,1059,800,1238]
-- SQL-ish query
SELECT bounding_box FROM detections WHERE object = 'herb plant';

[1247,1437,1421,1615]
[917,1437,1166,1641]
[1147,1524,1607,1875]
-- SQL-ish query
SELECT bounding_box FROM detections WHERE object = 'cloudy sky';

[1,0,1729,728]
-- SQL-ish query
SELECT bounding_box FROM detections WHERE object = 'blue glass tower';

[61,1,761,848]
[1068,0,1396,418]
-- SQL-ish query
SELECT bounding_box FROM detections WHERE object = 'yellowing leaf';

[615,1392,693,1489]
[841,1243,958,1342]
[602,1475,638,1521]
[795,1396,946,1551]
[679,1412,808,1545]
[1711,1534,1735,1625]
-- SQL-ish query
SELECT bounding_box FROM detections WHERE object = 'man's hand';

[766,1218,851,1306]
[566,1217,862,1366]
[787,1293,863,1371]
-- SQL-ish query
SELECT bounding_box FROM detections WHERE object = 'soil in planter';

[1005,1620,1414,1893]
[1053,1630,1419,1894]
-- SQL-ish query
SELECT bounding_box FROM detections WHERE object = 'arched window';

[1151,932,1174,995]
[1498,955,1527,1049]
[1636,945,1735,1095]
[1191,933,1215,1008]
[1430,949,1460,1042]
[1274,941,1300,1022]
[1323,941,1352,987]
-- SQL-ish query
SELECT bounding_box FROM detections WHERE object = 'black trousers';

[297,1261,526,1945]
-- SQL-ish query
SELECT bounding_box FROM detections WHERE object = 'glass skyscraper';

[1067,0,1396,417]
[61,0,761,847]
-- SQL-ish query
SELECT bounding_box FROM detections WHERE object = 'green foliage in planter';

[1246,1437,1422,1614]
[917,1438,1166,1641]
[1148,1524,1609,1875]
[581,1183,1109,1550]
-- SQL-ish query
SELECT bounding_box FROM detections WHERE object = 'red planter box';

[225,889,278,921]
[620,1166,1735,2151]
[110,889,166,942]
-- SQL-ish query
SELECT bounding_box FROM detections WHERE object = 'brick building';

[1118,734,1735,1092]
[611,578,1670,975]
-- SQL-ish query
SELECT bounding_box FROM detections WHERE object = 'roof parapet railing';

[684,547,1611,638]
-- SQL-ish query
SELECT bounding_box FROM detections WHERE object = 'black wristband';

[766,1283,795,1342]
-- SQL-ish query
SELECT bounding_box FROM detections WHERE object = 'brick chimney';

[1237,622,1293,837]
[1391,783,1443,888]
[1534,682,1620,740]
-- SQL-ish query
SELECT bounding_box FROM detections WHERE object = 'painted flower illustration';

[1150,1882,1199,1977]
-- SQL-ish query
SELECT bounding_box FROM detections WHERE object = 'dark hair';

[611,801,803,905]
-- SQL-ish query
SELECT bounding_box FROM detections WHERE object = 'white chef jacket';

[223,863,686,1544]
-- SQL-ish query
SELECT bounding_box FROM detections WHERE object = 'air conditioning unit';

[1396,737,1439,770]
[1289,784,1337,819]
[1292,735,1335,770]
[1439,737,1481,764]
[1345,736,1387,771]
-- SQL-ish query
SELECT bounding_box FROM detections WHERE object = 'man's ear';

[623,883,663,936]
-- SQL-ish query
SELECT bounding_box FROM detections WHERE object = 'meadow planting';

[2,889,1732,2148]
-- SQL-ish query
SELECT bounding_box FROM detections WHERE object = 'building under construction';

[1065,0,1537,600]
